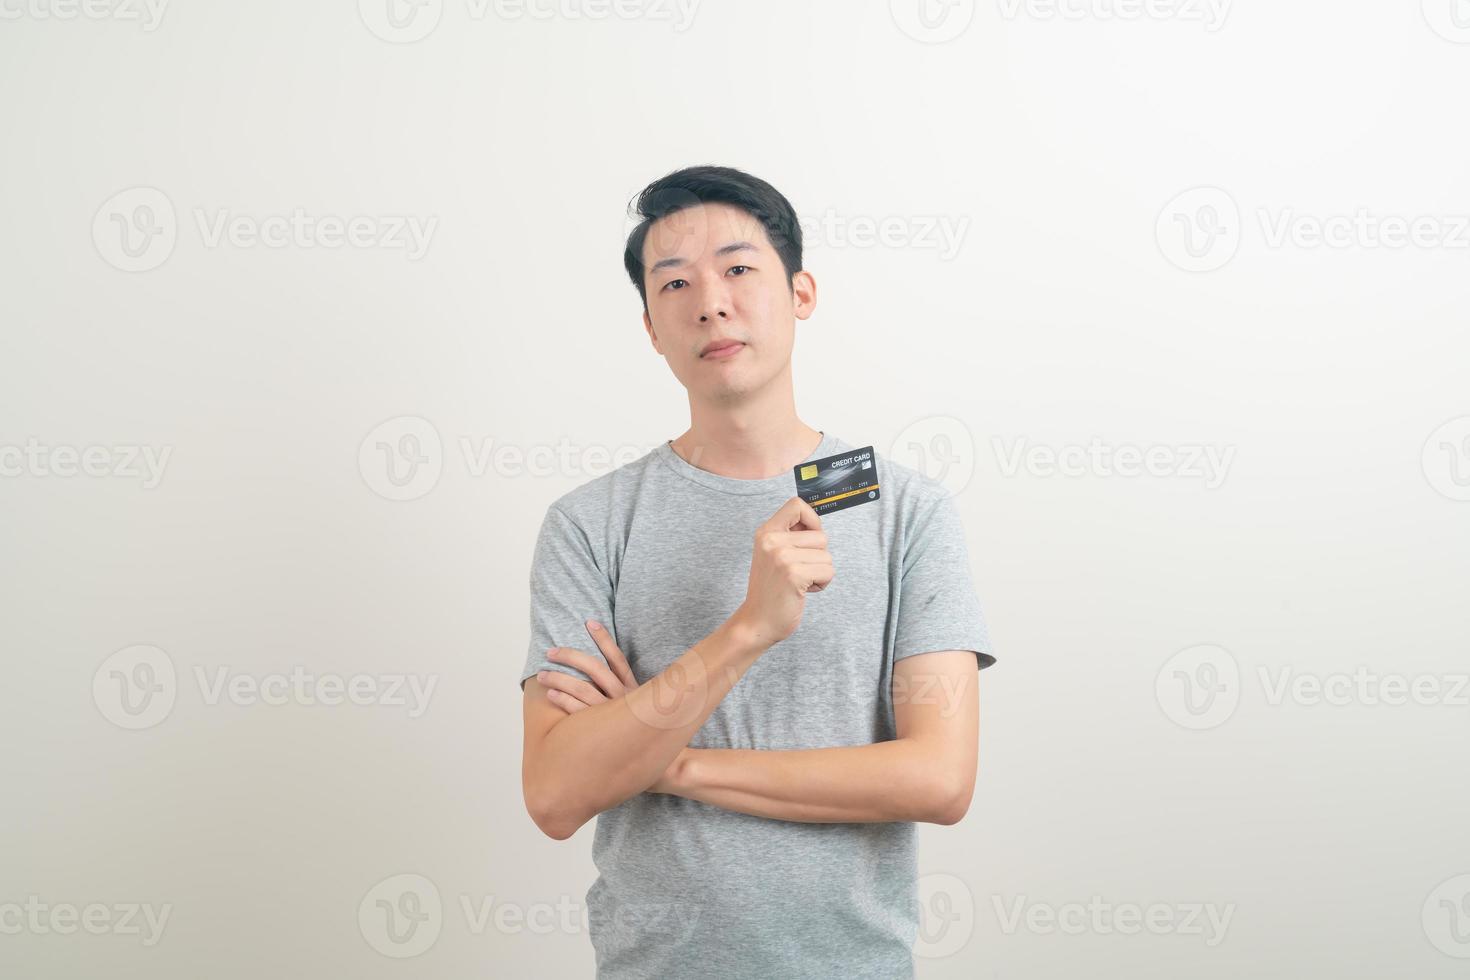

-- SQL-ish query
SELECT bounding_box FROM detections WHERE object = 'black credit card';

[794,445,880,516]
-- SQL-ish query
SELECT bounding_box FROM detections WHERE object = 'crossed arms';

[520,617,980,840]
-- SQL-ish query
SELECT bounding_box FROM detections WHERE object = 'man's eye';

[728,265,749,276]
[664,279,687,291]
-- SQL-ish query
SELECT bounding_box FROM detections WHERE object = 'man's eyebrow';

[648,240,759,276]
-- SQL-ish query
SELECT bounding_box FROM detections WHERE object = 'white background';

[2,0,1469,976]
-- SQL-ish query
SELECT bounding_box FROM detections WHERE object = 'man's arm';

[523,615,765,840]
[521,496,834,841]
[657,650,980,825]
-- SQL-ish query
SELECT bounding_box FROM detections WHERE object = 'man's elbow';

[930,772,976,826]
[524,771,587,841]
[526,791,584,841]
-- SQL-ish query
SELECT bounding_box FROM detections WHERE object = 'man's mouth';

[700,340,745,360]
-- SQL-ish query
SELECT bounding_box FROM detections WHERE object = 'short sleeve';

[893,491,996,670]
[520,504,617,691]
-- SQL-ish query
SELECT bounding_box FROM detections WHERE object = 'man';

[519,164,996,978]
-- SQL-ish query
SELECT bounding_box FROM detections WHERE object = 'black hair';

[622,165,803,312]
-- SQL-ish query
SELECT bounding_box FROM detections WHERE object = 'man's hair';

[622,165,803,312]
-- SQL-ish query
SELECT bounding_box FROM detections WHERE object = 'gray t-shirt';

[521,430,995,979]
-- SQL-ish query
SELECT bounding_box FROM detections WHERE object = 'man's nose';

[696,285,731,321]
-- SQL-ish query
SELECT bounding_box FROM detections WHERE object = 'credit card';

[794,445,880,516]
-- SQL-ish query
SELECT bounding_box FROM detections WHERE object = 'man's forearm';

[529,615,765,838]
[671,739,962,825]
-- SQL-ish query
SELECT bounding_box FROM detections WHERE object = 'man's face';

[641,201,815,402]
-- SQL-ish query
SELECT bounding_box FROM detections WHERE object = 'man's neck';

[670,415,824,481]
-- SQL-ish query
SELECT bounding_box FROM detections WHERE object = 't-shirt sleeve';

[520,503,617,691]
[893,491,996,670]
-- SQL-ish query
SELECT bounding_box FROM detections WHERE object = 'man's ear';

[643,309,662,354]
[792,270,818,321]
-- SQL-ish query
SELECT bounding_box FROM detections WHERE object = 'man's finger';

[763,495,824,535]
[538,669,611,705]
[584,620,637,690]
[544,688,590,713]
[767,529,827,551]
[547,646,622,696]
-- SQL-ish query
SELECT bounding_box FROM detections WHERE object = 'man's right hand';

[732,496,834,648]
